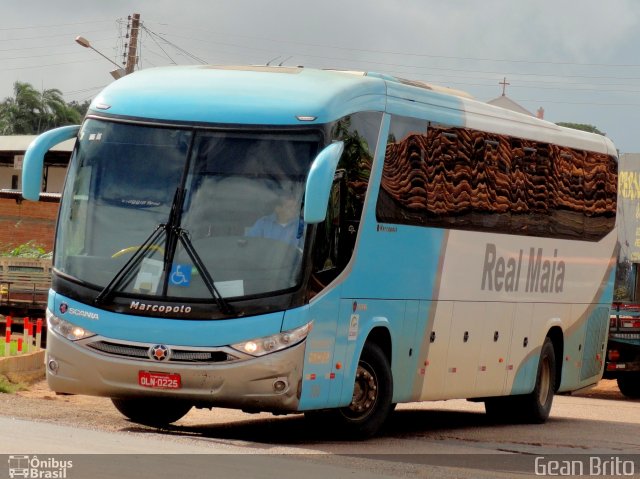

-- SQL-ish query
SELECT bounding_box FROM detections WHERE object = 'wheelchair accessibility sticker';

[170,264,192,287]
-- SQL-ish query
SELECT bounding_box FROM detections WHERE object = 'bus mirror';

[304,141,344,224]
[22,125,80,201]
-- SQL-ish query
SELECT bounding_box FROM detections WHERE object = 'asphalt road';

[1,382,639,478]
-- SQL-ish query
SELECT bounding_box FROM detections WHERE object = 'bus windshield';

[55,118,322,301]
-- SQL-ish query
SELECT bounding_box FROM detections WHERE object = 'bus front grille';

[86,340,239,363]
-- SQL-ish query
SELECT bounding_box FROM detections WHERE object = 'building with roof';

[0,135,74,195]
[487,77,545,119]
[487,94,536,117]
[0,135,73,252]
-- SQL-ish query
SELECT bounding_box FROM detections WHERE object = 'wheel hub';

[347,364,378,417]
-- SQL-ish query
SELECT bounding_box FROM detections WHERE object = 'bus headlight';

[231,321,312,357]
[46,310,96,341]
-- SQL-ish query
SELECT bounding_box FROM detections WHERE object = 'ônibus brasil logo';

[8,455,73,478]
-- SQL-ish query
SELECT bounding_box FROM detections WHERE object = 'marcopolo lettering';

[481,243,565,293]
[130,301,192,314]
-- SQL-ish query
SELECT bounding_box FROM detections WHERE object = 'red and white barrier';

[1,315,44,356]
[3,328,9,357]
[3,316,11,357]
[36,319,42,351]
[23,318,30,353]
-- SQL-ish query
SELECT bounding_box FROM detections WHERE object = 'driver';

[246,187,304,248]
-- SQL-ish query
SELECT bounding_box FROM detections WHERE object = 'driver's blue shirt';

[246,213,304,248]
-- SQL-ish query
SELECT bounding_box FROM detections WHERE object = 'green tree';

[0,81,81,135]
[556,122,605,135]
[68,99,91,118]
[40,87,81,130]
[0,82,40,134]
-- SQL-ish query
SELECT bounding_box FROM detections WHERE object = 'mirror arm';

[23,125,80,201]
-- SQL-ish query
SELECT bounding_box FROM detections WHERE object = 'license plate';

[621,320,640,329]
[138,371,181,389]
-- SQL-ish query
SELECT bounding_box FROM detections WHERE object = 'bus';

[23,66,618,438]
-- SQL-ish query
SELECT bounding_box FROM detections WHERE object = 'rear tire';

[485,337,556,423]
[111,397,192,427]
[304,342,393,439]
[617,372,640,398]
[519,337,556,423]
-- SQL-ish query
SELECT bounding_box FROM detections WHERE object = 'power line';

[1,58,102,72]
[0,37,114,53]
[2,17,638,113]
[143,20,640,69]
[141,27,176,65]
[0,20,113,31]
[376,68,640,91]
[63,85,106,94]
[0,49,85,62]
[369,62,640,83]
[0,28,115,43]
[141,25,207,64]
[136,27,640,88]
[514,99,640,107]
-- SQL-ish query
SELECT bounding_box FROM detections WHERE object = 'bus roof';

[89,65,616,156]
[90,65,387,126]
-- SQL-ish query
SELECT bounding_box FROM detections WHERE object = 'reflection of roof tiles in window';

[380,126,617,240]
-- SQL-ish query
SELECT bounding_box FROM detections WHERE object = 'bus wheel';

[336,342,393,439]
[485,337,556,424]
[519,337,556,423]
[617,373,640,398]
[111,397,192,426]
[522,338,556,424]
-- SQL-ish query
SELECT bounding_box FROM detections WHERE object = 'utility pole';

[125,13,141,74]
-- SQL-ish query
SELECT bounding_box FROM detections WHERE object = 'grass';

[0,374,26,394]
[1,341,18,356]
[0,340,37,394]
[1,339,39,356]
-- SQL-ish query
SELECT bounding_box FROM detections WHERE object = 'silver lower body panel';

[46,330,304,413]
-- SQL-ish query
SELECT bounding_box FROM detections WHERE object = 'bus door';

[473,302,514,397]
[443,301,483,398]
[419,301,453,401]
[506,303,534,394]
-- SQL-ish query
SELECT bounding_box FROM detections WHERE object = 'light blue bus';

[24,66,618,438]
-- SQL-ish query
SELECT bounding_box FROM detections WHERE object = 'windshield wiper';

[94,188,233,314]
[163,187,233,313]
[94,187,185,305]
[163,187,185,269]
[174,227,233,315]
[94,224,165,305]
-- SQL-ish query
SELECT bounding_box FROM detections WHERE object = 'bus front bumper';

[45,330,305,413]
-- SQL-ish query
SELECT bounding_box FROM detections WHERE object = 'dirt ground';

[0,376,627,434]
[14,376,625,402]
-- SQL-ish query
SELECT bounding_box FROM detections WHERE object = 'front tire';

[111,397,192,427]
[305,342,393,439]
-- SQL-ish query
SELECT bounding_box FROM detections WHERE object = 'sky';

[2,0,640,153]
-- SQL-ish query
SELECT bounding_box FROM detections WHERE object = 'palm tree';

[0,82,41,134]
[0,81,81,135]
[39,87,81,131]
